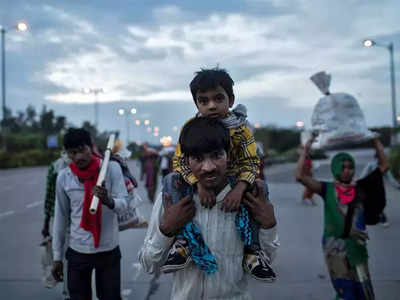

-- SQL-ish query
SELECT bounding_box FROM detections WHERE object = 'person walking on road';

[42,151,70,238]
[300,153,317,206]
[52,128,128,300]
[140,143,159,203]
[296,137,388,300]
[139,117,279,299]
[159,142,175,179]
[41,151,70,299]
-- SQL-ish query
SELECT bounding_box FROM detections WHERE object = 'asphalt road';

[0,149,399,299]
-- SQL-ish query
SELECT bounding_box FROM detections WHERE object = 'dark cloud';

[1,0,399,145]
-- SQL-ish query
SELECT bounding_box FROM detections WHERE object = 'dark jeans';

[66,246,122,300]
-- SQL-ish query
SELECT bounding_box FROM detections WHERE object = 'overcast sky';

[1,0,399,144]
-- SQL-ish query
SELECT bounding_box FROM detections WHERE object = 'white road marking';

[26,201,43,208]
[0,210,15,219]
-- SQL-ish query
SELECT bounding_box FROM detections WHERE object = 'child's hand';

[197,182,216,208]
[221,183,245,212]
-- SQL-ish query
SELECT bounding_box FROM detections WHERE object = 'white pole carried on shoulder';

[89,134,116,214]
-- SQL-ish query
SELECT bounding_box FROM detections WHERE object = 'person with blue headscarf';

[296,137,388,300]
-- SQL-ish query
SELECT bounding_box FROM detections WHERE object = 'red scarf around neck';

[334,182,356,205]
[70,155,102,248]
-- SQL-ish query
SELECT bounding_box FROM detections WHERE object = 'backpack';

[110,154,138,191]
[357,170,386,225]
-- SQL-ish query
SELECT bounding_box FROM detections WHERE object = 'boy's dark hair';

[63,128,93,150]
[180,117,230,157]
[190,67,234,104]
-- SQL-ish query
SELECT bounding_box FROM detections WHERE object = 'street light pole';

[388,42,397,130]
[364,39,397,144]
[1,28,6,123]
[1,22,28,124]
[118,107,136,145]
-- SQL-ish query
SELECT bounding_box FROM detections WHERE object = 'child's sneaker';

[243,248,276,282]
[160,238,192,273]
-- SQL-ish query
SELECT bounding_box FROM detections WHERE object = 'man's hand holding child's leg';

[244,180,276,229]
[160,192,195,273]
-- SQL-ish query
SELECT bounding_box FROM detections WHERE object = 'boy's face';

[66,144,93,169]
[195,85,234,119]
[187,149,228,190]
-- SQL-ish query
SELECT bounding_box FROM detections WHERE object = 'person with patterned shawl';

[296,137,388,300]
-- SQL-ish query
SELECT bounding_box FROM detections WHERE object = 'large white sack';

[310,71,376,148]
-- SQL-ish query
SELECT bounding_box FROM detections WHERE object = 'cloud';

[42,5,98,36]
[5,1,399,133]
[37,2,398,109]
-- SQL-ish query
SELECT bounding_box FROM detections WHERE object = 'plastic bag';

[118,189,148,231]
[40,237,57,288]
[310,71,377,148]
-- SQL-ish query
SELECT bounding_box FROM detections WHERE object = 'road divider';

[26,201,43,209]
[0,210,15,219]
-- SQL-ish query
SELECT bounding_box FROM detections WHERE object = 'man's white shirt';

[139,184,279,300]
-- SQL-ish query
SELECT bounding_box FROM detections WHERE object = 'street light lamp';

[118,107,137,144]
[16,22,28,32]
[296,121,305,129]
[363,39,397,144]
[1,21,28,123]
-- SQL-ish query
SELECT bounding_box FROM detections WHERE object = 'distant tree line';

[0,105,116,168]
[1,105,66,135]
[0,105,395,168]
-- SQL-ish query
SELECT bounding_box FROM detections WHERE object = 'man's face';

[188,149,228,190]
[195,85,233,119]
[66,145,92,169]
[339,160,355,184]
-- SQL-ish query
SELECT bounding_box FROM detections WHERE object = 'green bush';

[254,127,300,153]
[0,149,60,168]
[389,145,400,180]
[1,133,45,152]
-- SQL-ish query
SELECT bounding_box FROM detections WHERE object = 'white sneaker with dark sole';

[243,249,277,283]
[160,239,192,274]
